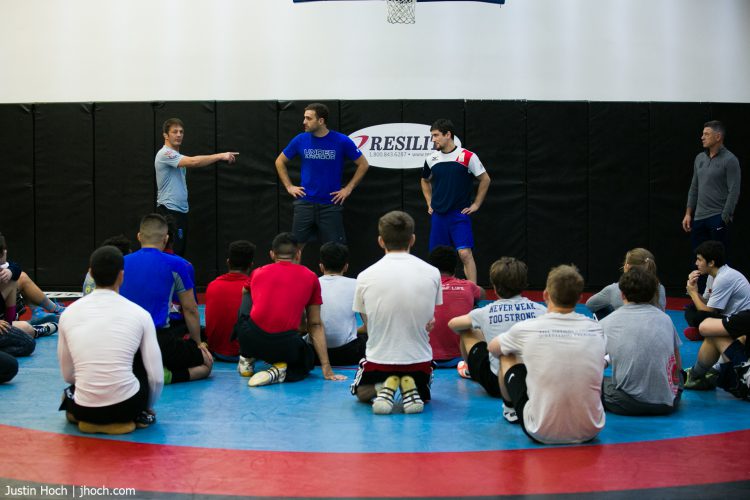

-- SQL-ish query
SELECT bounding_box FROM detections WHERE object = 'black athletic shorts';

[292,200,346,244]
[236,316,314,382]
[504,363,540,442]
[156,324,204,372]
[466,341,502,398]
[59,351,149,424]
[722,310,750,341]
[315,335,367,367]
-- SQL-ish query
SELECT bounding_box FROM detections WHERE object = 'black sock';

[691,360,713,378]
[723,340,749,366]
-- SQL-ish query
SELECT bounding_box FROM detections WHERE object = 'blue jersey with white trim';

[422,147,486,214]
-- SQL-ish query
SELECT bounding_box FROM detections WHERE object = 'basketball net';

[386,0,416,24]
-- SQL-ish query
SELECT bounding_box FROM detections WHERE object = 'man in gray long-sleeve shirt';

[682,120,741,253]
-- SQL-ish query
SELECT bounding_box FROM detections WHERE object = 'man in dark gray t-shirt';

[682,120,741,253]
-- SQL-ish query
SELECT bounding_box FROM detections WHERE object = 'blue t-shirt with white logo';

[155,145,187,213]
[120,248,194,329]
[282,131,362,204]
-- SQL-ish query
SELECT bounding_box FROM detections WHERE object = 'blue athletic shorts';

[429,211,474,250]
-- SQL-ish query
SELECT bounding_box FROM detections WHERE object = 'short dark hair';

[101,234,132,256]
[619,267,658,304]
[430,118,456,140]
[428,246,458,275]
[320,242,349,273]
[546,265,584,308]
[139,213,168,245]
[272,232,298,258]
[162,118,184,135]
[90,245,124,287]
[378,211,414,251]
[228,240,255,270]
[704,120,726,138]
[0,232,6,254]
[305,103,329,124]
[696,240,726,268]
[490,257,528,299]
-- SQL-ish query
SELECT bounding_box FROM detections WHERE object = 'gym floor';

[1,303,749,499]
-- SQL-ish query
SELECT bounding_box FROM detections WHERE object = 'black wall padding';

[466,100,527,284]
[648,103,711,288]
[3,100,748,292]
[587,102,650,288]
[526,101,589,288]
[340,100,405,277]
[709,103,750,273]
[277,100,341,271]
[153,102,218,285]
[0,105,34,277]
[94,102,155,251]
[215,101,279,271]
[402,100,466,264]
[34,103,95,287]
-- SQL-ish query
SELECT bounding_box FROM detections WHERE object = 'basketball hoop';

[386,0,416,24]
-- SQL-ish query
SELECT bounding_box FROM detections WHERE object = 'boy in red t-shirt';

[235,233,346,387]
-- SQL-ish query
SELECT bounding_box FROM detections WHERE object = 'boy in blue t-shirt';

[120,214,213,384]
[274,103,369,257]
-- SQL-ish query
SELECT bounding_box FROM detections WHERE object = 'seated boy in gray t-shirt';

[600,268,682,416]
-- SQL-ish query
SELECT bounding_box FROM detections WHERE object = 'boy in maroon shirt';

[428,246,484,367]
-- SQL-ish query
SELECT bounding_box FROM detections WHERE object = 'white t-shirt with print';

[500,312,606,445]
[469,296,547,375]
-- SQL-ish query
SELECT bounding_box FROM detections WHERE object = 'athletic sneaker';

[135,411,156,429]
[30,307,59,326]
[372,375,400,415]
[502,403,519,423]
[720,362,750,400]
[400,375,424,414]
[684,368,717,390]
[237,356,255,377]
[248,362,287,387]
[456,360,471,379]
[33,322,58,338]
[683,327,703,341]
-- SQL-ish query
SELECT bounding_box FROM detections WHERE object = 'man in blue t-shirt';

[421,119,491,283]
[155,118,239,256]
[275,103,369,257]
[120,214,213,384]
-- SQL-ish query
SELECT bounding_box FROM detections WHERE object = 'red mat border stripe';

[1,424,749,497]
